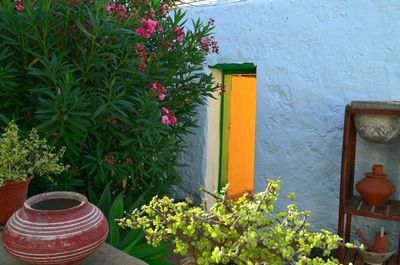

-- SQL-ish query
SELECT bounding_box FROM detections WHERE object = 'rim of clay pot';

[24,191,88,213]
[351,101,400,110]
[1,175,33,188]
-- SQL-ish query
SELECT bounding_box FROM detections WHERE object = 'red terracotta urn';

[356,164,395,206]
[2,192,108,265]
[0,176,32,225]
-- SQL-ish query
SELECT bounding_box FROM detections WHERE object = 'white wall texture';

[178,0,400,245]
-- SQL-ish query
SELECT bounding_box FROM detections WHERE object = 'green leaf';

[121,230,145,253]
[92,104,106,119]
[107,190,125,246]
[126,242,169,259]
[88,183,98,204]
[97,182,112,217]
[118,229,144,249]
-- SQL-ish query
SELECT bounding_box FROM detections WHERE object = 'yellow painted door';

[227,75,256,199]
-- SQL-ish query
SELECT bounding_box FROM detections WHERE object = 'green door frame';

[209,63,256,192]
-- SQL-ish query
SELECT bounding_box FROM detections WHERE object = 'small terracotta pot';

[356,164,395,206]
[2,191,108,265]
[0,176,32,225]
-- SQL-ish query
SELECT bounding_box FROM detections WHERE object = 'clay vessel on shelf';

[351,101,400,143]
[2,191,108,265]
[356,164,395,206]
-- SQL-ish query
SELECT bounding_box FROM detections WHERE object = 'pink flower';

[160,3,169,12]
[157,25,164,33]
[145,10,155,19]
[15,4,24,11]
[161,115,171,126]
[106,2,116,13]
[200,38,209,53]
[135,28,150,38]
[170,115,177,124]
[115,4,126,15]
[161,107,169,115]
[175,27,184,42]
[160,107,177,126]
[135,19,158,38]
[135,43,146,58]
[15,0,24,11]
[210,36,219,53]
[145,19,157,33]
[138,60,147,72]
[149,81,167,101]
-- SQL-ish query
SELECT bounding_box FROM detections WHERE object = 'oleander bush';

[0,0,219,204]
[119,179,349,265]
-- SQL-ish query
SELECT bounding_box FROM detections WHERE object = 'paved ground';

[0,231,148,265]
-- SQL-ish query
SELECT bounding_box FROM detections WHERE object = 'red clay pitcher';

[356,164,395,206]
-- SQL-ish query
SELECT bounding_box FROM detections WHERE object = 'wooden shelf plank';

[345,195,400,222]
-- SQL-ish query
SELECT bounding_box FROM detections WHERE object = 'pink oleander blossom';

[161,107,169,115]
[135,18,158,38]
[160,107,177,126]
[15,0,24,11]
[200,36,219,54]
[138,60,147,72]
[161,115,171,126]
[160,3,169,13]
[115,4,126,15]
[175,26,184,42]
[169,115,177,124]
[106,2,116,13]
[149,81,167,101]
[200,38,209,53]
[15,4,24,11]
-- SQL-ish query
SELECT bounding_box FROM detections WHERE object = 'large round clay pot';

[0,176,32,225]
[351,101,400,143]
[356,164,395,206]
[2,192,108,265]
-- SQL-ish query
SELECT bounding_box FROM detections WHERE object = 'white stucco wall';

[180,0,400,244]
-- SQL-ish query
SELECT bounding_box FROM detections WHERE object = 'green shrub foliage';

[0,121,66,186]
[0,0,219,199]
[119,179,348,265]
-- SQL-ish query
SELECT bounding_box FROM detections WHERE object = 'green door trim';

[210,63,256,192]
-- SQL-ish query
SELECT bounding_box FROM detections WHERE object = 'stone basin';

[351,101,400,143]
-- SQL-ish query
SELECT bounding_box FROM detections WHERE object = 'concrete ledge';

[0,231,148,265]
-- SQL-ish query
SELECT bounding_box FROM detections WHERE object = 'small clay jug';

[357,227,388,253]
[356,164,395,206]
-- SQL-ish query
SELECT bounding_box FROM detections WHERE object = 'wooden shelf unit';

[338,105,400,264]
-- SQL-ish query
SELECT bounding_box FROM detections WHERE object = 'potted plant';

[0,121,66,224]
[119,179,351,265]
